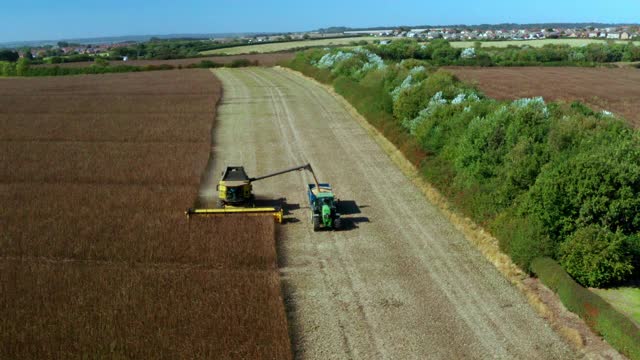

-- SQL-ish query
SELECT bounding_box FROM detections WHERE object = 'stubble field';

[0,70,291,358]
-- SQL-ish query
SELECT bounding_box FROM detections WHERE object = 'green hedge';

[367,39,640,66]
[0,58,258,77]
[532,257,640,359]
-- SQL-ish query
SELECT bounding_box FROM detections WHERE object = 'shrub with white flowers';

[390,74,414,101]
[316,51,354,69]
[390,66,427,101]
[358,49,385,73]
[512,96,549,117]
[512,96,545,108]
[461,47,476,59]
[409,65,425,75]
[314,48,385,78]
[402,91,449,134]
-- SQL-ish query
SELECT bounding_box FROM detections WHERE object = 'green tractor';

[308,183,341,231]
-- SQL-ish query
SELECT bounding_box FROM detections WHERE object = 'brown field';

[0,70,291,358]
[37,52,294,69]
[447,66,640,127]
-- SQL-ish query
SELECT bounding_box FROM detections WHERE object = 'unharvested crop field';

[0,70,291,358]
[450,39,640,48]
[448,66,640,127]
[200,36,392,55]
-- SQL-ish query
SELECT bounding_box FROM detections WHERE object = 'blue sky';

[2,0,639,42]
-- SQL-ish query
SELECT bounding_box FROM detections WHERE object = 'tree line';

[368,39,640,66]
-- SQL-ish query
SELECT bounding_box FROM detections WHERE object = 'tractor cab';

[308,183,341,231]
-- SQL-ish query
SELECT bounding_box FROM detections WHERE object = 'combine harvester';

[187,163,341,230]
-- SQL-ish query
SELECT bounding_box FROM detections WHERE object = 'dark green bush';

[227,59,257,68]
[392,70,461,124]
[520,137,640,241]
[560,225,635,287]
[141,64,174,71]
[492,215,553,271]
[194,60,222,68]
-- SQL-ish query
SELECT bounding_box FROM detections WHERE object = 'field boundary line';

[276,66,620,357]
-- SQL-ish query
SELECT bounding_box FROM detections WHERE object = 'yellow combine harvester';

[186,163,320,223]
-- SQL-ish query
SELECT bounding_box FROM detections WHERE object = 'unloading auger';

[186,163,321,223]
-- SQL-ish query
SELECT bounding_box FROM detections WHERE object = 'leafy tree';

[57,41,69,48]
[20,48,33,60]
[0,49,19,62]
[0,61,16,76]
[560,225,634,287]
[520,137,640,241]
[492,215,554,271]
[16,58,29,76]
[94,57,109,67]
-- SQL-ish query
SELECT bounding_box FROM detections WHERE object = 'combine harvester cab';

[216,166,253,206]
[308,183,341,231]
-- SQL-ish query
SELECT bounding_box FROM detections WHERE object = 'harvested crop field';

[447,66,640,127]
[0,70,291,358]
[37,53,294,69]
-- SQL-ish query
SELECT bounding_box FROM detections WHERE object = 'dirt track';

[207,67,574,359]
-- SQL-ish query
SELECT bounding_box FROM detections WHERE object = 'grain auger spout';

[186,163,319,223]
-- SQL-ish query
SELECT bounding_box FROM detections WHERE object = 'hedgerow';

[363,39,640,66]
[0,58,255,77]
[532,258,640,359]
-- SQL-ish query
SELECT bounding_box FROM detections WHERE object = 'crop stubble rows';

[0,70,290,358]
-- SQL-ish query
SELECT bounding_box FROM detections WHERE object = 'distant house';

[621,32,631,40]
[607,33,621,39]
[588,32,598,38]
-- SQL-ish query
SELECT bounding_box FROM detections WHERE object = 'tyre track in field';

[245,68,385,358]
[209,67,575,359]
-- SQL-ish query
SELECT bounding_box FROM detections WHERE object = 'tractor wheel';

[313,216,320,232]
[333,217,342,230]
